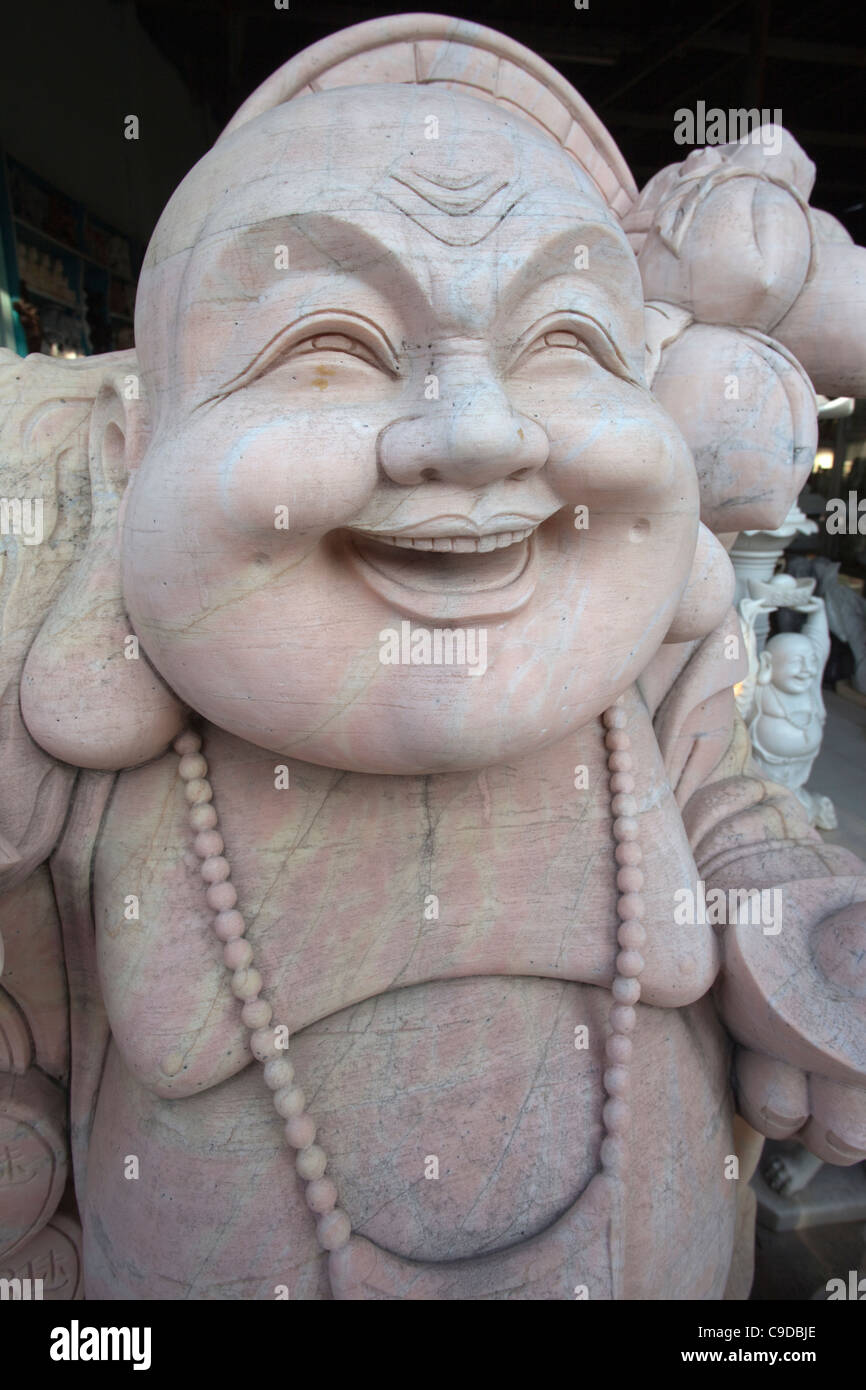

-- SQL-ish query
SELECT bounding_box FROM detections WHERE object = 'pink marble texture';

[0,14,864,1300]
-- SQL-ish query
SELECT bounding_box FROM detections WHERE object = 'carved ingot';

[0,1212,83,1299]
[747,573,815,608]
[717,878,866,1087]
[0,1068,68,1259]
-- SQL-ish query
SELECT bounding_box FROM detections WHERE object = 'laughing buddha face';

[123,84,699,774]
[765,634,819,695]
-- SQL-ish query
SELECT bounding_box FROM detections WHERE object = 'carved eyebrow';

[187,209,641,396]
[498,224,645,381]
[198,308,400,406]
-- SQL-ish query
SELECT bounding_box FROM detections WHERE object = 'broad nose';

[379,348,549,487]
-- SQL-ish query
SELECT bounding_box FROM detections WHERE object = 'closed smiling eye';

[533,329,591,355]
[288,332,387,371]
[204,312,400,404]
[508,313,636,384]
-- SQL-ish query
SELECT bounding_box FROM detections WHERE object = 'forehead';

[140,85,643,388]
[193,84,612,233]
[180,84,628,278]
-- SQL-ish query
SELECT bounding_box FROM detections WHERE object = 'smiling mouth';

[360,526,536,554]
[345,518,545,620]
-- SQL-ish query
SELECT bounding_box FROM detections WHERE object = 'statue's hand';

[791,595,822,616]
[733,1047,866,1164]
[715,878,866,1164]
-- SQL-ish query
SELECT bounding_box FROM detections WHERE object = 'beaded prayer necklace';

[173,695,646,1299]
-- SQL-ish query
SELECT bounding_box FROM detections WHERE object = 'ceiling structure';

[133,0,866,240]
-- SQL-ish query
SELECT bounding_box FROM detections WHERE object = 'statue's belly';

[93,710,719,1109]
[82,977,735,1300]
[754,712,821,760]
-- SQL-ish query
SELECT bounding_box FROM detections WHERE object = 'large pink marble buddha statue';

[1,14,865,1301]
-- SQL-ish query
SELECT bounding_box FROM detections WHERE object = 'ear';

[21,360,186,771]
[663,522,735,644]
[756,652,774,685]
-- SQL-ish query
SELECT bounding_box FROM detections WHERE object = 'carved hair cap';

[218,12,637,218]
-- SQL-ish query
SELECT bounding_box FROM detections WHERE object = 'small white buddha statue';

[748,597,835,828]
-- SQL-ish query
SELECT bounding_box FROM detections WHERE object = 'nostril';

[509,467,533,481]
[420,467,439,482]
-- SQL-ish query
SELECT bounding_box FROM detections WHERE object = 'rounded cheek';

[532,402,699,667]
[543,385,695,507]
[219,414,378,536]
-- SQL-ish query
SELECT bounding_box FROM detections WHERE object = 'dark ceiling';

[133,0,866,240]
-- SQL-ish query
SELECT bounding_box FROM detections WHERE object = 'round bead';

[613,976,641,1005]
[612,816,638,842]
[606,1033,632,1064]
[606,1034,633,1061]
[610,1004,637,1034]
[173,731,202,756]
[295,1145,327,1181]
[603,1098,630,1135]
[617,920,646,950]
[184,778,213,805]
[604,729,630,752]
[194,829,224,859]
[189,803,218,832]
[223,938,253,970]
[603,1065,629,1097]
[317,1209,351,1251]
[616,867,644,895]
[602,707,627,730]
[615,841,642,867]
[201,855,231,884]
[616,893,645,921]
[178,753,208,782]
[242,998,272,1030]
[232,967,262,1001]
[207,882,238,912]
[306,1178,338,1215]
[264,1057,295,1091]
[250,1025,279,1059]
[616,949,645,978]
[213,909,245,941]
[274,1086,306,1119]
[611,793,637,818]
[600,1136,624,1171]
[285,1114,316,1150]
[608,752,632,774]
[609,772,635,795]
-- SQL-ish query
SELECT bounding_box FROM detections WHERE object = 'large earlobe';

[20,365,186,771]
[756,652,774,686]
[663,523,735,645]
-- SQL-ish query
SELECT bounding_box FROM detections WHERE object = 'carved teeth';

[367,526,535,551]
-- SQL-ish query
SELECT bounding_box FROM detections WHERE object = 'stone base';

[753,1160,866,1232]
